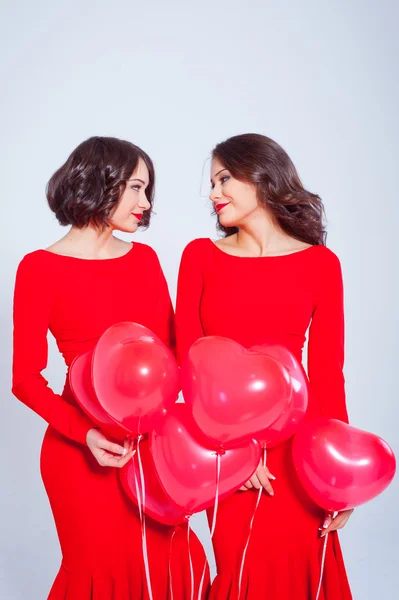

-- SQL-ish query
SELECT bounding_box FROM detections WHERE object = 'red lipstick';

[132,213,143,220]
[215,203,230,213]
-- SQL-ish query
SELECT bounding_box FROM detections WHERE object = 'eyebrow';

[210,168,228,183]
[128,178,147,185]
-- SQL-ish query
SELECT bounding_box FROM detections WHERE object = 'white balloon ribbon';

[237,447,267,597]
[315,532,329,600]
[197,450,222,599]
[134,435,154,600]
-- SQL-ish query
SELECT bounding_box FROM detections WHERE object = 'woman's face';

[109,158,151,232]
[209,158,259,228]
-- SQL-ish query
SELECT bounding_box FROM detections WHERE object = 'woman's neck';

[48,226,130,259]
[225,210,308,257]
[234,210,289,256]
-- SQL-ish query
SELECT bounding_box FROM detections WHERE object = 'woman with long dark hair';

[12,136,209,599]
[176,133,353,599]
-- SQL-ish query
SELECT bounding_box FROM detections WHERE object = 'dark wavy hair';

[47,136,155,228]
[212,133,326,245]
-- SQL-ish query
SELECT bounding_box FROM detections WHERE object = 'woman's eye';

[132,185,141,191]
[221,176,230,184]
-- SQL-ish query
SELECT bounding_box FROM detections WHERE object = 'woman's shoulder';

[310,244,342,268]
[181,238,211,258]
[133,241,161,262]
[17,249,54,271]
[14,250,59,290]
[307,245,344,292]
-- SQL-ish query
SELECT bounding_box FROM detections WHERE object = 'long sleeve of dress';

[175,240,205,364]
[12,255,94,444]
[307,250,349,423]
[143,246,176,353]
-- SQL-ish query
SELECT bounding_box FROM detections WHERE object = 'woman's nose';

[210,185,222,202]
[139,194,151,210]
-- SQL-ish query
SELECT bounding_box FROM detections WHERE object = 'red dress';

[12,242,209,600]
[175,238,352,600]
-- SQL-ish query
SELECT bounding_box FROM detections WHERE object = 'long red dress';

[175,238,352,600]
[12,242,209,600]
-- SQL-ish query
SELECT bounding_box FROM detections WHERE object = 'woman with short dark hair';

[176,133,353,599]
[12,136,209,599]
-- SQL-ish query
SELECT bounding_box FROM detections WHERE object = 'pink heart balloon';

[150,403,261,515]
[91,322,180,435]
[251,345,308,448]
[292,418,396,511]
[119,439,187,526]
[181,336,292,447]
[69,351,125,440]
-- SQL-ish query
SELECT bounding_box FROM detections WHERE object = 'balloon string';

[237,447,267,597]
[136,435,154,600]
[315,532,329,600]
[168,527,177,600]
[197,561,207,600]
[187,519,195,600]
[196,451,221,599]
[133,452,142,522]
[262,447,267,469]
[210,452,221,538]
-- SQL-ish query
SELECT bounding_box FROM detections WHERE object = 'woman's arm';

[12,254,94,444]
[307,249,349,423]
[141,246,176,353]
[175,240,206,365]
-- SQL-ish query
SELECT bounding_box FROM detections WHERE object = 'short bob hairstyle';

[46,136,155,228]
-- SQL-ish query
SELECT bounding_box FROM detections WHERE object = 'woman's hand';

[239,460,276,495]
[86,428,135,468]
[320,509,354,537]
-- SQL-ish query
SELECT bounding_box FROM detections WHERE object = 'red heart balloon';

[69,351,125,440]
[119,439,187,526]
[150,403,261,515]
[292,418,396,511]
[181,336,292,447]
[251,345,308,448]
[91,322,180,435]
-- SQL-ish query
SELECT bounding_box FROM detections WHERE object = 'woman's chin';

[114,223,139,234]
[219,216,237,229]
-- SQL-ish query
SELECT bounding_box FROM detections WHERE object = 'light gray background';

[1,1,398,598]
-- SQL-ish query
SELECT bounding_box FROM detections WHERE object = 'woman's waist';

[61,375,77,406]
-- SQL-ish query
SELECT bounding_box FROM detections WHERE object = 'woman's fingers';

[239,462,276,495]
[321,510,353,537]
[95,447,134,468]
[101,439,127,456]
[249,474,261,490]
[263,465,276,481]
[256,466,274,496]
[86,429,137,468]
[319,512,333,536]
[239,459,277,495]
[115,449,135,468]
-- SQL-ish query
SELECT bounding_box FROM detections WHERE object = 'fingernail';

[269,474,276,480]
[323,521,329,529]
[122,448,127,456]
[269,491,274,496]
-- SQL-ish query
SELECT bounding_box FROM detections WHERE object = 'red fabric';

[12,243,209,599]
[176,238,352,600]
